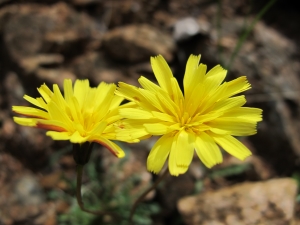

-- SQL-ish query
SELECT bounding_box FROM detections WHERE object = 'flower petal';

[168,132,189,176]
[175,130,194,167]
[138,76,162,93]
[183,54,201,97]
[114,118,153,140]
[219,76,251,100]
[211,134,252,160]
[150,55,173,95]
[222,107,263,122]
[46,131,71,140]
[63,79,74,103]
[147,134,172,174]
[70,130,89,143]
[12,106,49,119]
[37,83,53,103]
[93,137,125,158]
[194,132,223,168]
[144,123,169,135]
[152,111,176,122]
[207,118,258,136]
[13,117,37,127]
[119,108,154,119]
[23,95,45,109]
[170,77,184,106]
[208,95,246,113]
[47,101,74,130]
[89,121,108,136]
[52,84,67,110]
[74,79,90,108]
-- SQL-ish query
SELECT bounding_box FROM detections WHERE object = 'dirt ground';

[1,0,300,225]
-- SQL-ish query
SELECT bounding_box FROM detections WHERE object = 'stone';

[0,153,48,224]
[102,24,175,62]
[178,178,297,225]
[173,17,201,41]
[0,2,102,81]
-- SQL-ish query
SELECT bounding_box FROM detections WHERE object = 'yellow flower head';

[12,79,132,158]
[116,55,263,176]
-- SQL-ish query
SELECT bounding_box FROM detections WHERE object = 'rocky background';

[1,0,300,224]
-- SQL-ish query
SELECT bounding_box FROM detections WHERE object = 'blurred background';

[0,0,300,224]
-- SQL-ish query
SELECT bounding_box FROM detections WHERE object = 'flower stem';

[76,164,101,214]
[129,169,169,224]
[76,164,118,217]
[226,0,277,70]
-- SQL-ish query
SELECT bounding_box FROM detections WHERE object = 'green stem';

[129,169,169,224]
[217,0,224,64]
[76,164,120,218]
[226,0,277,70]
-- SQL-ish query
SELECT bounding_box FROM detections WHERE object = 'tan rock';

[178,178,298,225]
[102,24,175,62]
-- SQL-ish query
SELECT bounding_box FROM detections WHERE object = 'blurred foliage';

[292,172,300,202]
[209,163,251,179]
[47,144,160,225]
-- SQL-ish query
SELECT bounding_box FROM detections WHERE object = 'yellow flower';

[13,79,133,158]
[116,55,262,176]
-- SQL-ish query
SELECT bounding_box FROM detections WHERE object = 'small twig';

[226,0,278,70]
[129,168,169,225]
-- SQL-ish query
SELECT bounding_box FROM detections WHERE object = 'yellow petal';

[110,95,124,110]
[94,82,115,113]
[175,130,194,167]
[16,116,65,131]
[13,117,37,126]
[37,83,53,103]
[211,134,252,160]
[209,128,231,135]
[207,118,257,136]
[152,111,176,122]
[194,132,223,168]
[93,137,125,158]
[208,95,246,113]
[12,106,49,119]
[47,101,74,131]
[183,54,201,98]
[220,76,251,100]
[168,132,189,176]
[150,55,173,95]
[201,65,227,97]
[14,117,65,132]
[70,131,89,143]
[168,137,188,176]
[138,76,162,93]
[89,121,108,136]
[156,90,179,117]
[170,77,184,106]
[46,131,71,140]
[168,133,180,176]
[205,65,227,82]
[144,123,169,135]
[52,84,68,111]
[222,107,263,122]
[23,95,45,109]
[73,80,90,108]
[63,79,73,103]
[147,134,172,174]
[139,89,164,112]
[119,108,154,119]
